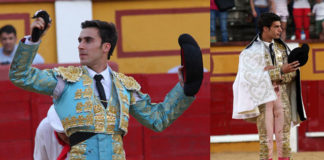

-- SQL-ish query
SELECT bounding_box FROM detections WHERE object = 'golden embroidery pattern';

[62,114,94,136]
[55,66,82,82]
[257,105,269,160]
[82,75,92,86]
[74,89,82,99]
[113,71,141,91]
[75,101,93,113]
[70,142,86,160]
[112,134,126,160]
[83,87,92,99]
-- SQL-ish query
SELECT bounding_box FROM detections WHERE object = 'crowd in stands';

[211,0,324,43]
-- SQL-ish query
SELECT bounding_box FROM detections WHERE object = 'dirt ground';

[211,152,324,160]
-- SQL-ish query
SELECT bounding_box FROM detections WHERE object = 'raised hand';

[281,61,300,73]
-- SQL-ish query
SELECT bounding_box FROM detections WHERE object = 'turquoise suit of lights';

[9,41,195,160]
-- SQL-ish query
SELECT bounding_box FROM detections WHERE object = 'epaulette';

[113,71,141,91]
[54,66,83,82]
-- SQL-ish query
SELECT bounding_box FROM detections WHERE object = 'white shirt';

[254,0,268,6]
[261,38,274,49]
[0,45,44,65]
[274,0,289,16]
[312,2,324,20]
[85,65,112,101]
[293,0,310,9]
[33,118,68,160]
[85,65,141,102]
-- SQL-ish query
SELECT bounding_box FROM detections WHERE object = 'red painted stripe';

[0,13,30,35]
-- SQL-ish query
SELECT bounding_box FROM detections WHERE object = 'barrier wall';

[0,65,210,160]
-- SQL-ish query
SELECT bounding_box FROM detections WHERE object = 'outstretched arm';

[9,17,57,95]
[129,83,195,132]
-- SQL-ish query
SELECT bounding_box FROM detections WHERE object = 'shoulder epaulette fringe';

[113,71,141,91]
[55,66,83,82]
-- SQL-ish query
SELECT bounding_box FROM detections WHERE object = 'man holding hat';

[9,11,203,160]
[34,105,70,160]
[232,12,307,160]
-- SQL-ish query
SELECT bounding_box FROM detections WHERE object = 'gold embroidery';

[55,66,82,82]
[121,104,129,116]
[113,71,141,91]
[78,115,85,126]
[112,134,125,160]
[107,114,116,123]
[83,87,92,99]
[85,114,93,125]
[257,105,269,160]
[112,134,122,142]
[76,102,84,113]
[94,114,105,123]
[130,94,136,105]
[113,143,123,154]
[115,80,124,91]
[70,143,86,160]
[84,101,93,112]
[108,105,117,115]
[120,94,129,104]
[95,122,105,132]
[112,155,125,160]
[75,89,82,99]
[62,117,69,129]
[82,75,92,86]
[71,116,77,126]
[94,113,105,132]
[93,104,102,114]
[106,124,115,133]
[120,116,128,133]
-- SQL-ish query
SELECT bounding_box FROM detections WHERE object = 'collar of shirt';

[84,65,142,103]
[85,65,111,82]
[84,65,112,101]
[257,36,274,48]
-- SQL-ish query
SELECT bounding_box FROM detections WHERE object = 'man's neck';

[260,34,273,43]
[87,62,108,74]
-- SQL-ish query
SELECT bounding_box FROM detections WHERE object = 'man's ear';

[102,42,111,54]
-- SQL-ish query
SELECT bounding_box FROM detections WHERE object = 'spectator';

[273,0,289,40]
[288,0,296,40]
[250,0,274,33]
[0,25,44,65]
[293,0,311,40]
[210,0,228,43]
[310,0,324,39]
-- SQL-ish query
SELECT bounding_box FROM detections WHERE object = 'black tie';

[94,74,107,108]
[269,43,275,65]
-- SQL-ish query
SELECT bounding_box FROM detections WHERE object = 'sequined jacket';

[9,41,195,160]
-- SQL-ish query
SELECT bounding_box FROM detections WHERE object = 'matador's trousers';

[256,83,292,160]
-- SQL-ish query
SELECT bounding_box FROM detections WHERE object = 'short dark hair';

[0,25,17,36]
[257,13,281,34]
[81,20,118,59]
